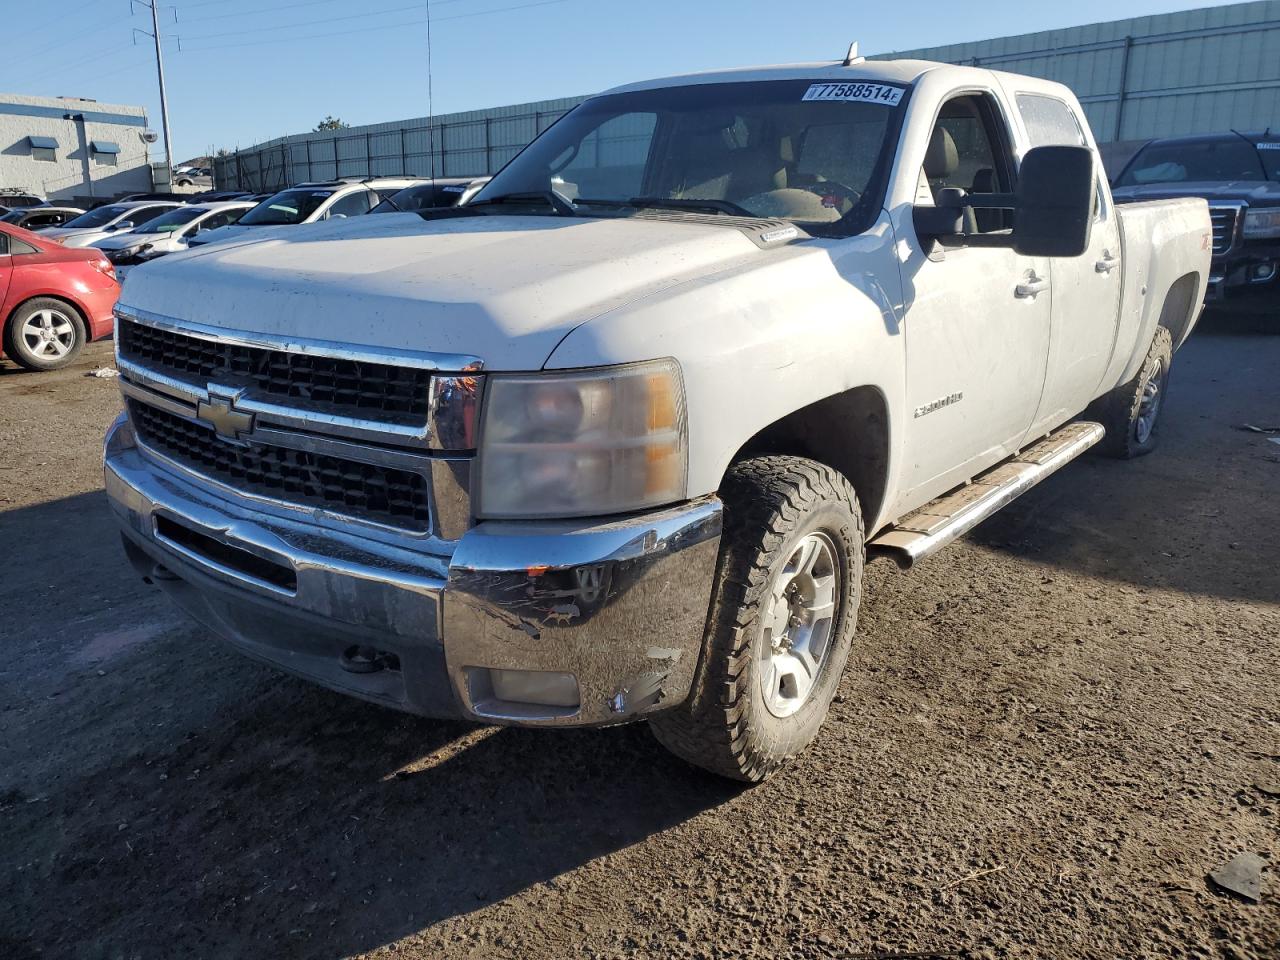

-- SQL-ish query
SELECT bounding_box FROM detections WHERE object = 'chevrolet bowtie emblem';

[196,392,254,442]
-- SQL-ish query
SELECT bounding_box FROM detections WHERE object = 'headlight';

[1243,208,1280,239]
[477,359,688,519]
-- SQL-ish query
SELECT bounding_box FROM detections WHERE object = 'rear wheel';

[1088,326,1173,459]
[3,298,87,371]
[650,456,864,782]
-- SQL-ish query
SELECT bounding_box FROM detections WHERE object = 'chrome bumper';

[104,414,723,726]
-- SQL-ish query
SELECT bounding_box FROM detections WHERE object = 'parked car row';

[0,175,489,372]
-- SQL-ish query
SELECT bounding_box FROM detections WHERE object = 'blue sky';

[2,0,1241,163]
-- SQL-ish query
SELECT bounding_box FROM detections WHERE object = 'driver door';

[896,91,1052,508]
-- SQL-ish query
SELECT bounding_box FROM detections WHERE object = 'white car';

[106,56,1212,782]
[187,177,424,247]
[39,200,182,248]
[92,201,255,280]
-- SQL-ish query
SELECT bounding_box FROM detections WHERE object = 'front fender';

[544,215,907,524]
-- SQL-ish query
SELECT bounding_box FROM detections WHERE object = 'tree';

[314,116,351,131]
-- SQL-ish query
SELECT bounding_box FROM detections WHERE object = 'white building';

[0,93,154,202]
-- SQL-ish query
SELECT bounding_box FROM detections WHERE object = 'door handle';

[1015,273,1050,299]
[1095,252,1119,274]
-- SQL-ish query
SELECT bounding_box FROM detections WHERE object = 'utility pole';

[133,1,175,182]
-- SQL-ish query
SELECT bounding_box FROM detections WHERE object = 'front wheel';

[3,298,87,371]
[650,456,864,782]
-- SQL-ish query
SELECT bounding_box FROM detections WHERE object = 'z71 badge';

[914,392,964,419]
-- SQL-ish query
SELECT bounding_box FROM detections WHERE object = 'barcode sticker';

[802,82,904,106]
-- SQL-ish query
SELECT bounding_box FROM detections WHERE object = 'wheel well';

[729,385,890,530]
[5,294,88,330]
[1158,272,1200,347]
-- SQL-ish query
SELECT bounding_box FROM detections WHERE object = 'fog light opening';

[466,667,581,719]
[1250,261,1277,283]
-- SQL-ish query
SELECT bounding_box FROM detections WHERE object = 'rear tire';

[3,298,87,371]
[650,456,864,782]
[1088,326,1173,459]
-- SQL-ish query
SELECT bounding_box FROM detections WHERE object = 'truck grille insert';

[129,400,431,531]
[118,318,433,418]
[1208,207,1239,255]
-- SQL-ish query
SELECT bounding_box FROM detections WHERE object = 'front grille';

[118,319,433,419]
[129,400,431,530]
[1209,206,1239,255]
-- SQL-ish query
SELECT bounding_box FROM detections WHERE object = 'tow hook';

[339,645,401,674]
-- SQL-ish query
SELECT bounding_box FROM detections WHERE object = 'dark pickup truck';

[1112,132,1280,305]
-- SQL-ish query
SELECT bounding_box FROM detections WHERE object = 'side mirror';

[1013,146,1095,258]
[111,220,135,231]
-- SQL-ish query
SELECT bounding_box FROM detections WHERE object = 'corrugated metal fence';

[216,2,1280,192]
[213,96,586,192]
[881,0,1280,147]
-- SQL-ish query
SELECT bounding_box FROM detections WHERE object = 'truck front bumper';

[104,415,722,727]
[1207,243,1280,301]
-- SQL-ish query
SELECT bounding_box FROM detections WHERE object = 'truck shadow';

[959,324,1280,607]
[0,490,740,958]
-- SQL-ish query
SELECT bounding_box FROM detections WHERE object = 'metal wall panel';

[216,3,1280,190]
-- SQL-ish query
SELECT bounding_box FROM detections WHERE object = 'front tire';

[651,456,864,782]
[1088,326,1173,459]
[3,298,87,371]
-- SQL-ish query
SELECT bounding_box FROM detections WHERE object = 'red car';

[0,221,118,371]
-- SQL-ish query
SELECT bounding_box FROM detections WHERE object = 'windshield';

[63,205,131,229]
[372,183,465,213]
[473,79,905,235]
[239,188,335,225]
[0,210,24,224]
[1117,138,1271,186]
[132,207,205,234]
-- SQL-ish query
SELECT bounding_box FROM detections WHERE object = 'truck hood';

[119,212,782,370]
[1111,180,1280,205]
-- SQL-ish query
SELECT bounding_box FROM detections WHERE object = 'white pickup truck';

[104,56,1211,782]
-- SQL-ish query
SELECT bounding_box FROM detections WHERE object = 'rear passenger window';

[1017,94,1101,218]
[1016,95,1087,148]
[133,206,172,225]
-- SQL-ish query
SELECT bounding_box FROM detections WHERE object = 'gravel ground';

[1,316,1277,960]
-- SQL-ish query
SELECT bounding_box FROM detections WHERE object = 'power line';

[178,2,427,41]
[178,0,576,53]
[176,0,475,25]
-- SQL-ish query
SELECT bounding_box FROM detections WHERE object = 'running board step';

[868,421,1104,569]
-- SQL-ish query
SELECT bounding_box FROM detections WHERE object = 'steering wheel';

[791,179,862,212]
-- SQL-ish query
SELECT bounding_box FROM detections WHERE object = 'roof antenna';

[844,41,865,66]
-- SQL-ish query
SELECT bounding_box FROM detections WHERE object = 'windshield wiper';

[628,196,756,217]
[468,191,576,217]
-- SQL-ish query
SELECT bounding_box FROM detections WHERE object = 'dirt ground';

[1,314,1277,960]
